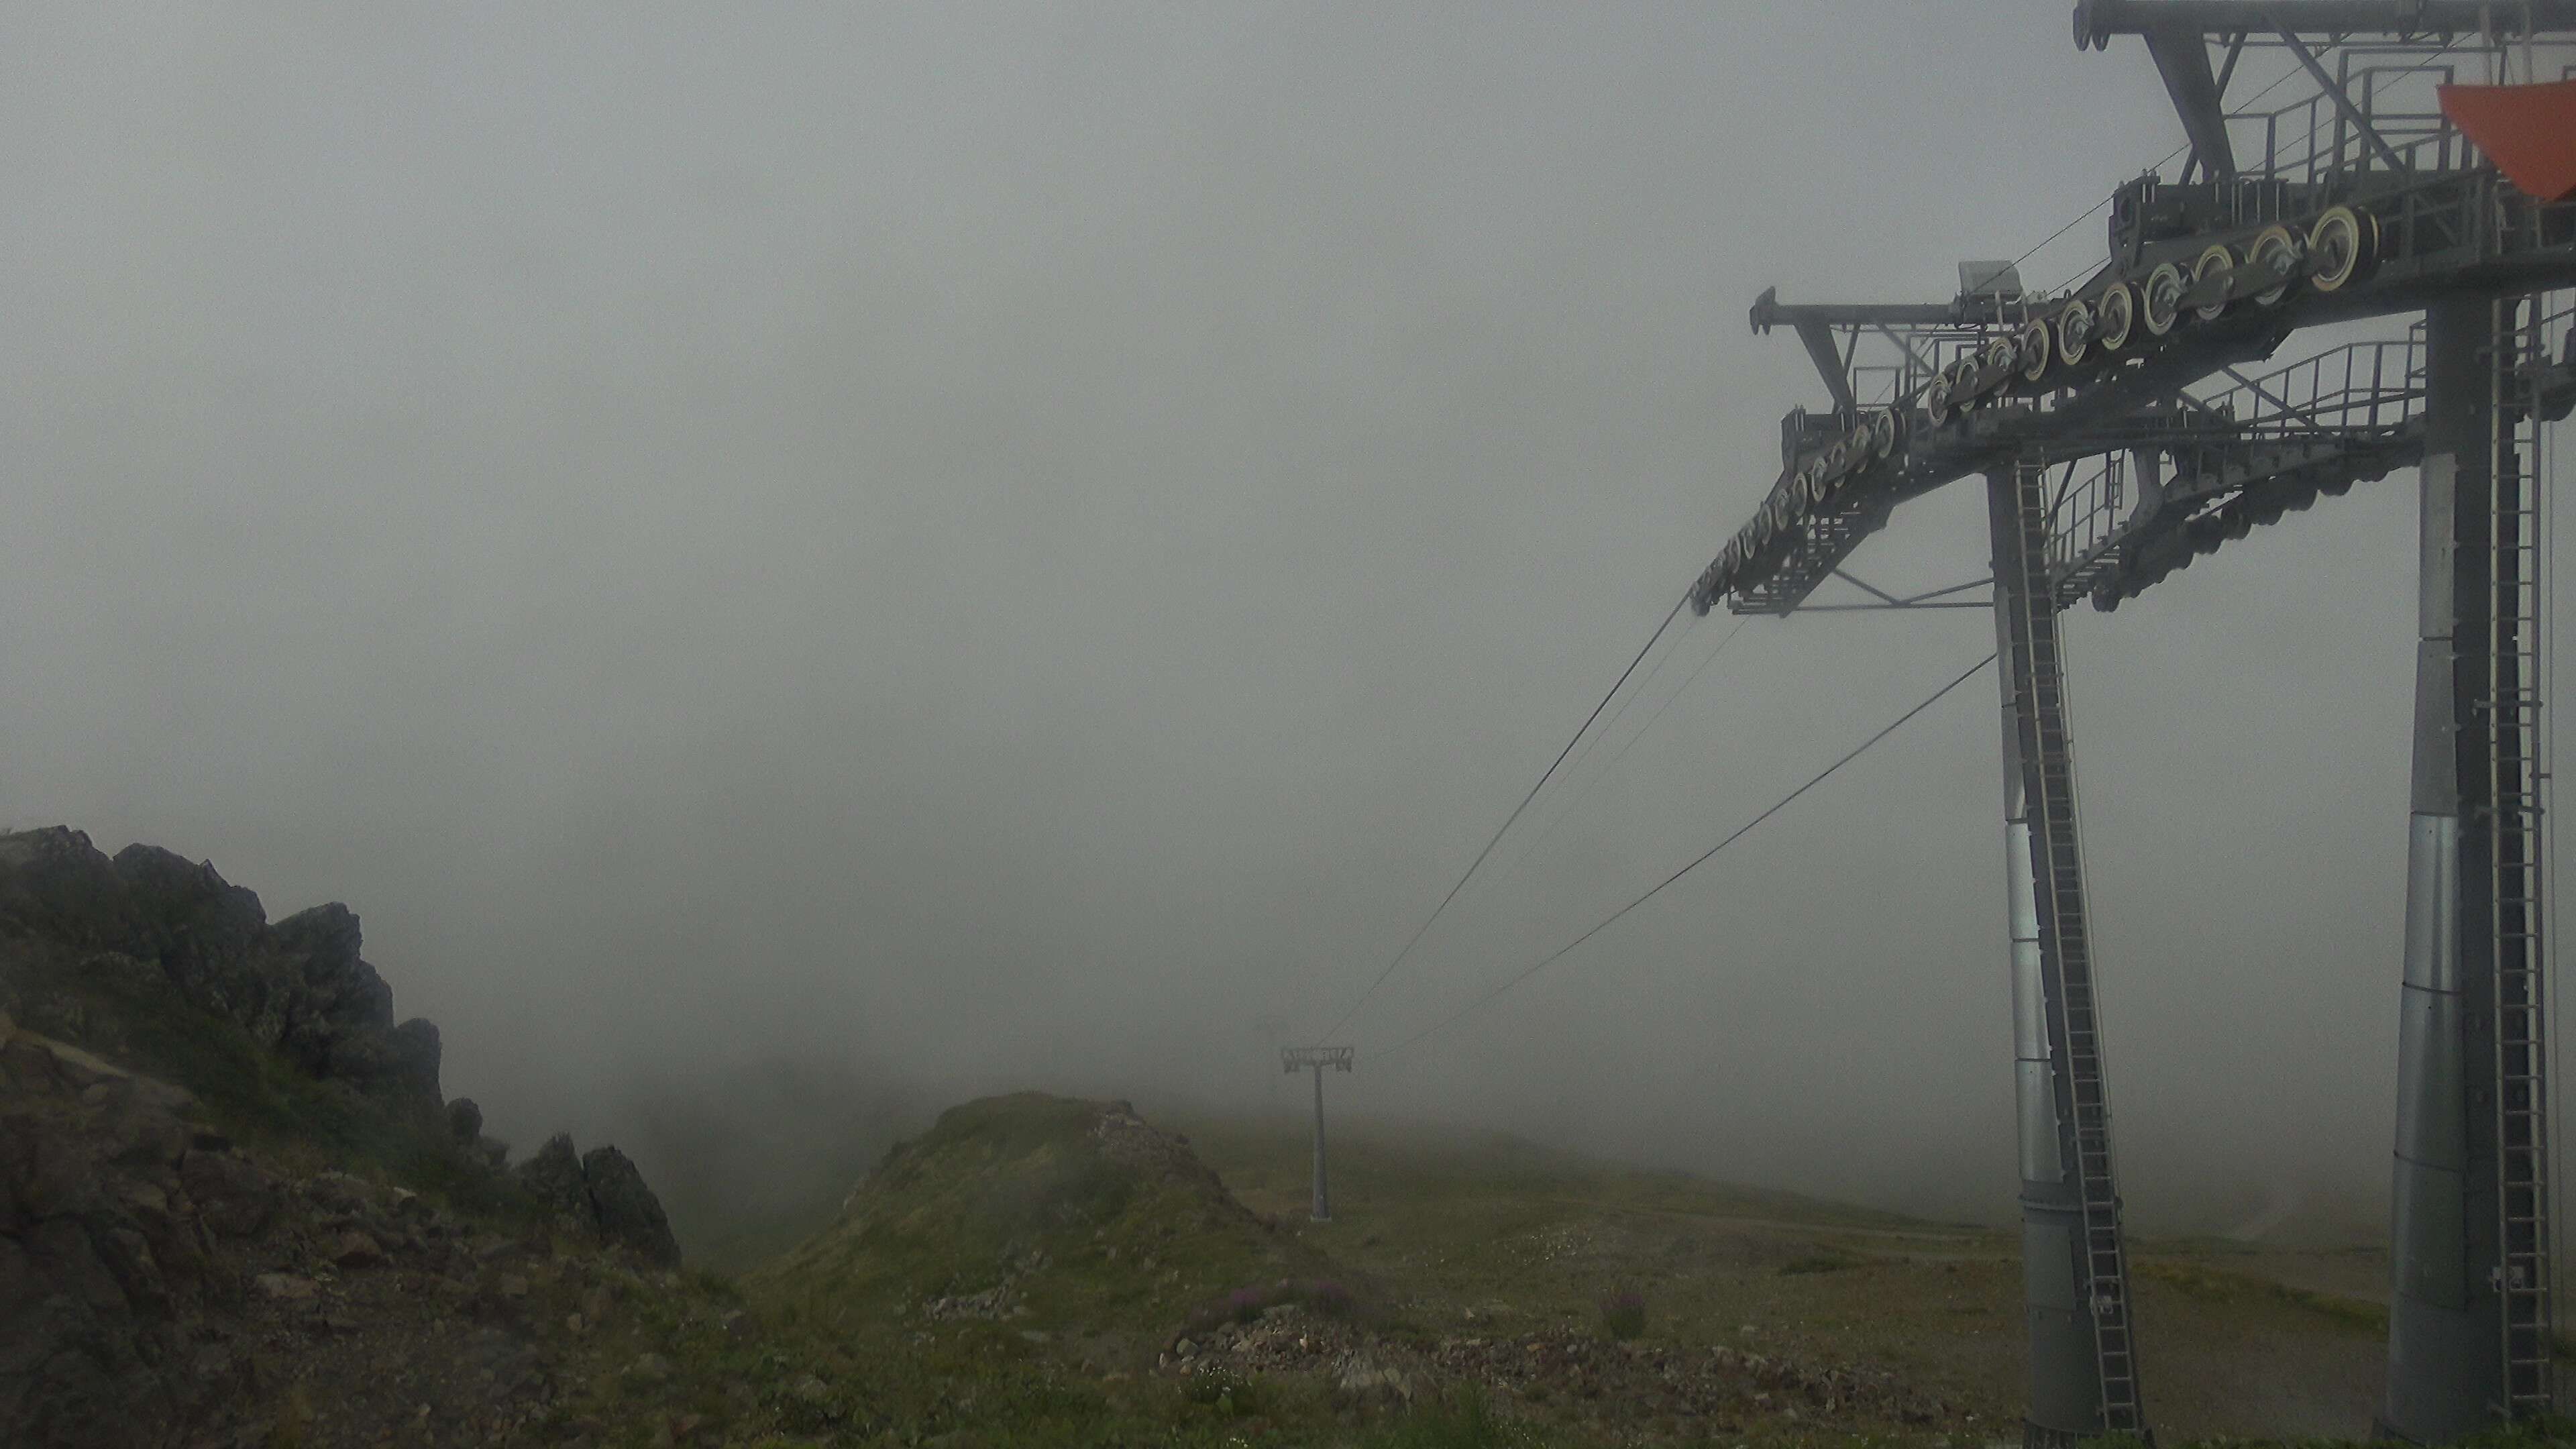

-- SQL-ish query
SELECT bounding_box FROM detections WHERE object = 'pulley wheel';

[2141,262,2186,337]
[2247,225,2302,307]
[2056,299,2095,368]
[2308,205,2377,293]
[2093,281,2136,352]
[1924,378,1951,427]
[1943,356,1976,400]
[2192,244,2236,322]
[1867,407,1900,459]
[2017,319,2054,384]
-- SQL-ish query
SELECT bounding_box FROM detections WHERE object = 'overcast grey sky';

[5,3,2565,1234]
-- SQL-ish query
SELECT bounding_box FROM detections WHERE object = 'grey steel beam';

[1311,1065,1329,1220]
[1794,319,1860,418]
[2076,0,2576,46]
[1750,288,1962,332]
[2143,23,2237,181]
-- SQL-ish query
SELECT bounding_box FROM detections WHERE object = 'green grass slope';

[747,1093,1338,1340]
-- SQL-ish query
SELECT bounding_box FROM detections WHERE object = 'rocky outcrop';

[581,1146,682,1269]
[515,1134,590,1221]
[0,829,135,953]
[0,825,679,1281]
[0,829,440,1112]
[0,1012,246,1445]
[445,1097,484,1144]
[110,845,279,1043]
[0,1011,720,1448]
[513,1136,682,1268]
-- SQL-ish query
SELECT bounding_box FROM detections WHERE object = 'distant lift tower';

[1282,1046,1354,1220]
[1684,3,2576,1442]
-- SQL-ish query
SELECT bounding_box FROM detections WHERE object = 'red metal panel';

[2439,80,2576,203]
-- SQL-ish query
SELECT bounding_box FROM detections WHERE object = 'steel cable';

[1310,590,1691,1046]
[1497,614,1754,885]
[1377,650,1998,1058]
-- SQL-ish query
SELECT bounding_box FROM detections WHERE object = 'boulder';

[1332,1352,1416,1407]
[515,1134,589,1220]
[582,1146,680,1269]
[384,1017,442,1101]
[0,1030,207,1446]
[178,1150,274,1239]
[313,1016,441,1107]
[446,1097,484,1144]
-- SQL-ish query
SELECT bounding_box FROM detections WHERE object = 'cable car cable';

[1377,649,1996,1058]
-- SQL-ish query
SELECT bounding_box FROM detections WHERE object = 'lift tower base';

[1989,464,2147,1445]
[2383,297,2555,1441]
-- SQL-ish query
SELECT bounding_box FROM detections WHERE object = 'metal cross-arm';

[1697,175,2576,621]
[2074,0,2576,45]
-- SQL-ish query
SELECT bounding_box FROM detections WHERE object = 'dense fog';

[6,3,2566,1245]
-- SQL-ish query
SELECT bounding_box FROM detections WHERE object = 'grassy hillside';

[722,1097,2551,1448]
[1184,1110,2402,1444]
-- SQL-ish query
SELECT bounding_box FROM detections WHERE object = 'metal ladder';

[2487,293,2556,1419]
[2003,461,2147,1436]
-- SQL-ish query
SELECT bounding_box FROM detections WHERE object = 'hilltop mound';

[748,1093,1332,1340]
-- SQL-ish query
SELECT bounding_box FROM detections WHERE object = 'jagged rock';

[109,845,282,1042]
[386,1017,442,1098]
[304,1171,379,1220]
[582,1146,681,1269]
[331,1231,386,1269]
[0,828,136,952]
[0,1028,209,1445]
[506,1136,682,1268]
[447,1097,484,1143]
[317,1014,441,1105]
[517,1134,590,1220]
[0,830,456,1114]
[271,904,392,1074]
[179,1150,274,1238]
[0,830,704,1447]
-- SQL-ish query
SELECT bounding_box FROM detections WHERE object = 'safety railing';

[2186,334,2428,439]
[2043,288,2572,596]
[2223,54,2471,191]
[2046,452,2133,584]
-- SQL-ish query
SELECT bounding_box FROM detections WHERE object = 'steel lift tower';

[1282,1045,1353,1220]
[1690,4,2576,1441]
